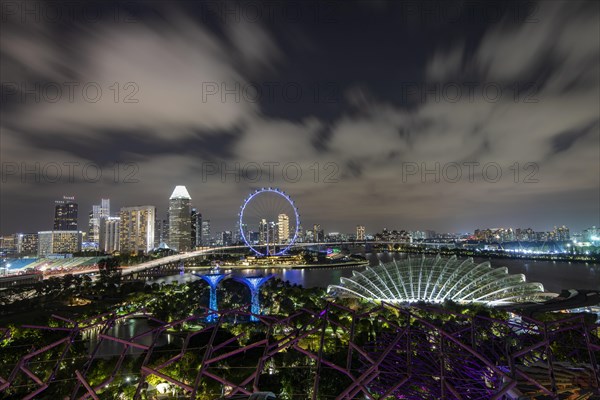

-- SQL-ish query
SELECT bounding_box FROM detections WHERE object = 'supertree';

[235,275,273,321]
[195,273,228,322]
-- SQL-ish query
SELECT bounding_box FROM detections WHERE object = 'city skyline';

[0,187,595,238]
[1,0,598,236]
[0,185,600,235]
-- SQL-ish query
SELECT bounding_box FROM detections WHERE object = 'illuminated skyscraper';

[554,225,570,241]
[313,224,324,243]
[221,231,233,246]
[100,216,120,253]
[154,217,169,248]
[191,208,202,249]
[88,198,110,245]
[16,233,38,256]
[168,186,192,252]
[119,206,155,254]
[356,225,366,241]
[278,214,289,244]
[0,235,17,256]
[53,196,78,231]
[201,219,211,247]
[259,219,268,244]
[38,231,82,256]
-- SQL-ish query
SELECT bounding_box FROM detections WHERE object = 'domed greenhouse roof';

[327,255,557,306]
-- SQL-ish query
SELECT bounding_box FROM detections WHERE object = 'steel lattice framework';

[328,255,558,305]
[0,303,598,399]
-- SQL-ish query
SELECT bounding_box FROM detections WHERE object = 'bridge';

[119,242,364,277]
[116,241,423,278]
[25,240,443,280]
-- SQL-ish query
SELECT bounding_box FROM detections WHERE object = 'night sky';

[1,0,599,235]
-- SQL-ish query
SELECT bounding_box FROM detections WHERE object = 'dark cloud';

[1,0,598,235]
[550,121,599,155]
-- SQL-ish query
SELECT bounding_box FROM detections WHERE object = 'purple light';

[239,188,300,256]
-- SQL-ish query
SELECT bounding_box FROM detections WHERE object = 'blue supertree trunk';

[197,274,227,323]
[237,275,273,322]
[207,285,218,322]
[250,288,259,322]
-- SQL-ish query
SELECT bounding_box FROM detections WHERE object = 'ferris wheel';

[239,188,300,256]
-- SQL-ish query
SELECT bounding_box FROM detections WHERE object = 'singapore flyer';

[239,188,300,256]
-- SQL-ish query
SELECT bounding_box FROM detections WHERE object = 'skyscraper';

[168,185,192,252]
[278,213,290,244]
[234,220,242,244]
[0,234,17,256]
[356,225,366,241]
[554,225,570,241]
[16,233,38,256]
[221,230,233,246]
[201,219,211,247]
[313,224,324,243]
[38,231,82,256]
[259,219,268,244]
[154,217,169,248]
[88,198,110,245]
[100,216,120,253]
[119,206,155,254]
[53,196,78,231]
[191,208,202,249]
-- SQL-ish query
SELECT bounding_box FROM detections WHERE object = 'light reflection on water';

[150,252,599,293]
[85,318,181,358]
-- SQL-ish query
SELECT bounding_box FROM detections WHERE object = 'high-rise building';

[221,231,233,246]
[259,219,268,244]
[119,206,155,254]
[0,234,17,256]
[268,222,277,246]
[100,216,120,253]
[191,208,202,249]
[554,225,570,241]
[304,229,314,243]
[296,225,304,242]
[88,210,96,242]
[249,231,259,244]
[239,222,249,244]
[88,199,110,245]
[234,220,246,244]
[356,225,366,241]
[16,233,38,256]
[201,219,211,247]
[37,231,82,256]
[278,214,290,244]
[53,196,78,231]
[168,186,192,252]
[410,231,426,240]
[154,218,169,248]
[313,224,324,243]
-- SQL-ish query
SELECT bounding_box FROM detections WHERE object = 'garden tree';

[61,273,76,295]
[43,276,64,298]
[97,257,122,295]
[0,285,30,307]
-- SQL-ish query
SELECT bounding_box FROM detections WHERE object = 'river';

[151,253,600,294]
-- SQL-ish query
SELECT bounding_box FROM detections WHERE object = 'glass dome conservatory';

[327,255,556,306]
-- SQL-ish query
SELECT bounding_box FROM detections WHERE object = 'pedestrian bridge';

[119,241,382,276]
